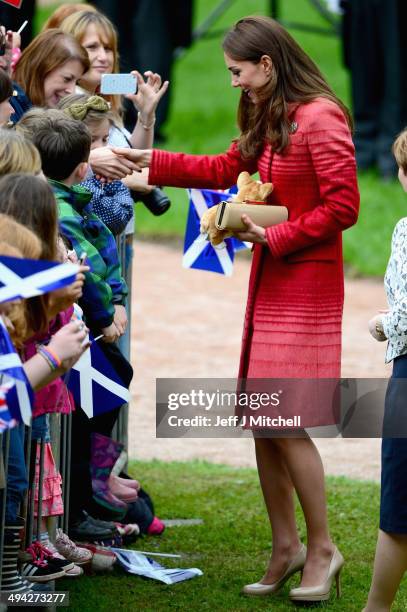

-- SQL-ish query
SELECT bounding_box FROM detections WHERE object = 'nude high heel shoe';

[289,546,344,603]
[243,544,307,595]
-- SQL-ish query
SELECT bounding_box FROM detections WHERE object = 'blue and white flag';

[183,188,248,276]
[0,255,79,303]
[66,337,130,418]
[0,318,33,431]
[0,382,18,433]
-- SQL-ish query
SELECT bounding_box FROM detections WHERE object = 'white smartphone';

[100,73,137,95]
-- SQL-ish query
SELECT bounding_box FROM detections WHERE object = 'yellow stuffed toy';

[200,171,274,246]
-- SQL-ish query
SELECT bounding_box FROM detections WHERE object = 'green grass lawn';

[34,0,405,277]
[59,459,407,612]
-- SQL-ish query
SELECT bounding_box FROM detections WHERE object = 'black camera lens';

[136,187,171,216]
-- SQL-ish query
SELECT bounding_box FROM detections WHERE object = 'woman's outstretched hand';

[111,147,152,169]
[126,70,169,118]
[89,147,143,181]
[235,214,267,244]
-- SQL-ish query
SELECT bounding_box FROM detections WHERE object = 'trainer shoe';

[54,529,92,566]
[20,543,67,583]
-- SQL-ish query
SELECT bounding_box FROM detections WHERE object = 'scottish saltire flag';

[66,336,130,418]
[0,318,33,431]
[183,188,248,276]
[0,383,17,433]
[0,255,79,303]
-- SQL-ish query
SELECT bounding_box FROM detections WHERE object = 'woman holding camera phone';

[58,9,170,213]
[12,28,139,181]
[121,16,360,604]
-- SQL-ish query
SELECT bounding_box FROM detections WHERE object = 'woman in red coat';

[121,15,359,604]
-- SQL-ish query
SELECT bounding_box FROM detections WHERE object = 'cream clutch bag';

[215,201,288,231]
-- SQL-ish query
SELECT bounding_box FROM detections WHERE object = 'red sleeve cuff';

[149,148,167,185]
[265,223,289,258]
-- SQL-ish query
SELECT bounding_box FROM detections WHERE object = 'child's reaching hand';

[114,304,127,336]
[48,265,89,316]
[101,321,120,343]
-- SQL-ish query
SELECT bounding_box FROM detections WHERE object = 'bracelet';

[137,111,156,130]
[37,349,56,372]
[37,345,62,371]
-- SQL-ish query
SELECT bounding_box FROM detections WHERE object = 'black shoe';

[20,542,67,583]
[21,560,66,583]
[84,511,116,531]
[69,515,116,542]
[136,187,171,216]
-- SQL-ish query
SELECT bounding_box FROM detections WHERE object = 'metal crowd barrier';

[0,229,132,602]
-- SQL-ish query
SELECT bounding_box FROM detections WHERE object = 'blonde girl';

[0,130,41,176]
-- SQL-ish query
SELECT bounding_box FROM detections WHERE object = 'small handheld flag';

[66,336,130,418]
[0,255,79,303]
[183,187,247,276]
[0,318,33,431]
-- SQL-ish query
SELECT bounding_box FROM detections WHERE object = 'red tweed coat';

[149,98,359,382]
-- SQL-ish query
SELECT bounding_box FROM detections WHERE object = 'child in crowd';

[59,93,134,235]
[0,129,41,175]
[0,174,92,581]
[366,130,407,610]
[16,108,128,342]
[16,108,133,536]
[0,213,89,593]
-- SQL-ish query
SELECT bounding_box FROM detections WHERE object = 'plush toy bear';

[200,171,274,246]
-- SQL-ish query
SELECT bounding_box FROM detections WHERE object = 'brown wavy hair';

[0,173,58,261]
[13,29,89,107]
[0,174,60,336]
[0,214,42,346]
[222,15,352,158]
[41,3,97,31]
[0,130,41,176]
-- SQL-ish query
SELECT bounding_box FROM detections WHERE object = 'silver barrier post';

[0,430,10,593]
